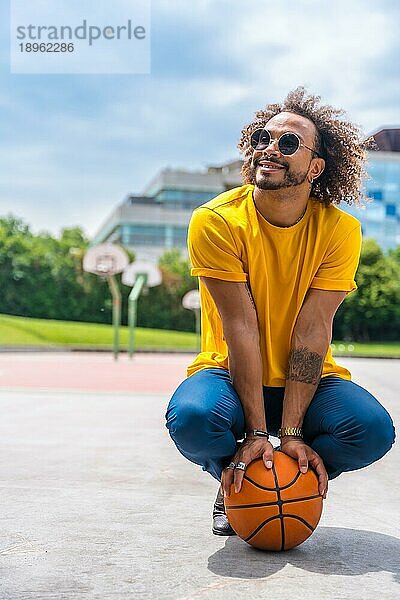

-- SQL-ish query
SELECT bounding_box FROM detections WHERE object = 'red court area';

[0,352,194,394]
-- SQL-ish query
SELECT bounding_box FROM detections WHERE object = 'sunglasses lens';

[250,129,270,150]
[278,133,300,155]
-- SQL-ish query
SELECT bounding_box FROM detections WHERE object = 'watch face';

[254,430,268,437]
[246,430,268,438]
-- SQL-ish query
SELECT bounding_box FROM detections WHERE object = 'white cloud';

[0,0,399,237]
[204,1,399,130]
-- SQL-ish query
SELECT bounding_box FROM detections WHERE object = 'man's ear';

[309,157,325,182]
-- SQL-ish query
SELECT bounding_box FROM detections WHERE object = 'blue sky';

[1,0,399,238]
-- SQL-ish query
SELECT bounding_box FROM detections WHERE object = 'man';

[165,87,395,536]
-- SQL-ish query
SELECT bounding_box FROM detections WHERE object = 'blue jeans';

[165,368,395,481]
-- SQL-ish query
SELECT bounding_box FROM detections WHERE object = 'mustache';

[254,157,288,169]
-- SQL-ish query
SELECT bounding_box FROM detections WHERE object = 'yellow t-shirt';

[186,184,362,386]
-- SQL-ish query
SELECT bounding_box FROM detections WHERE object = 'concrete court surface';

[0,354,399,600]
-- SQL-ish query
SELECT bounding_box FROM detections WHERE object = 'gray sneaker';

[212,486,236,536]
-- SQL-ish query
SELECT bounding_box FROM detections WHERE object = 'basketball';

[224,450,323,551]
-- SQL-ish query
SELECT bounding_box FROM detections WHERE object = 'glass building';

[92,129,400,258]
[345,129,400,251]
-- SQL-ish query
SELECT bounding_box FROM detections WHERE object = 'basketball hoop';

[122,260,162,358]
[83,243,129,277]
[83,243,129,360]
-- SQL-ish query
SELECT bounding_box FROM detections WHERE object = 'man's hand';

[221,437,274,498]
[280,438,328,499]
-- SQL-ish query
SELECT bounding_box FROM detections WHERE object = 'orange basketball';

[224,450,323,551]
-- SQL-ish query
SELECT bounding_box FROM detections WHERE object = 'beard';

[249,160,309,190]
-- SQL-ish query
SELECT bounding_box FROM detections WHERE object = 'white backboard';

[83,244,129,276]
[182,290,201,310]
[122,260,162,287]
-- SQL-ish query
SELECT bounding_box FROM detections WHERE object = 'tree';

[0,215,112,323]
[136,248,197,331]
[333,239,400,341]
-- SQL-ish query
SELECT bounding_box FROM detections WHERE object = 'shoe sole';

[212,527,237,536]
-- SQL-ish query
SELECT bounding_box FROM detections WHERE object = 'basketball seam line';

[243,470,302,492]
[244,514,315,544]
[272,464,285,551]
[226,494,321,510]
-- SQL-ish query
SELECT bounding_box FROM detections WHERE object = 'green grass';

[0,313,197,350]
[0,313,399,356]
[330,341,400,358]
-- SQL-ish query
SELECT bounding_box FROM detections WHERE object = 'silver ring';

[235,462,247,471]
[226,462,236,470]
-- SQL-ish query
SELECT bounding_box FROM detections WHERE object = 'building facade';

[91,161,243,261]
[92,129,400,258]
[346,133,400,251]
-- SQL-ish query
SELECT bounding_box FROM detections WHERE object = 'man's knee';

[367,408,396,460]
[166,397,215,455]
[336,403,395,464]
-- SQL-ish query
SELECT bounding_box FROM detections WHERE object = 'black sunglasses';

[250,128,321,157]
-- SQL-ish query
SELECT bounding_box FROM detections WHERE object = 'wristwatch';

[278,427,303,439]
[245,429,269,439]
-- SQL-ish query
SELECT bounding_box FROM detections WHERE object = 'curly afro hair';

[238,87,375,206]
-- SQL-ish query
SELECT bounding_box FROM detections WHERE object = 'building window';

[121,223,188,247]
[367,189,383,201]
[385,204,396,217]
[171,225,189,246]
[122,224,165,246]
[154,189,219,204]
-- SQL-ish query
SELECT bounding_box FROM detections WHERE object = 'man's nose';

[263,138,281,156]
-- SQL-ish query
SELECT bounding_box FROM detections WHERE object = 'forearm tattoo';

[286,346,324,385]
[245,283,257,311]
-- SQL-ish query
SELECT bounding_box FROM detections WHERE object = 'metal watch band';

[245,429,269,439]
[278,427,303,439]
